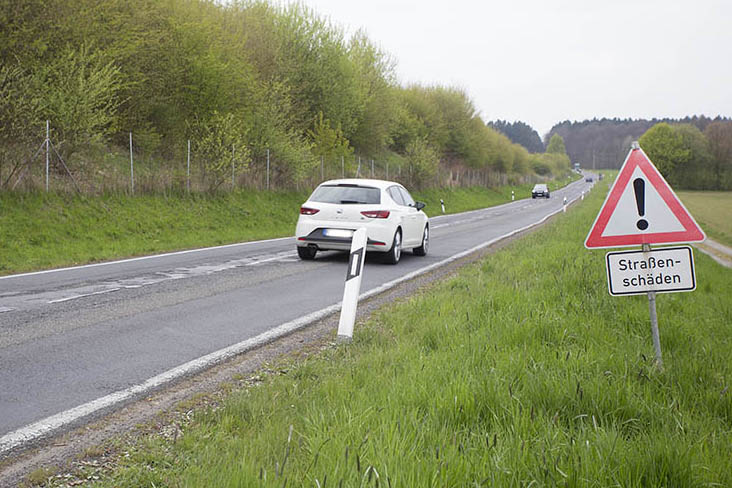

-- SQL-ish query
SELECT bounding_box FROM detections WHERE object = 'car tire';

[413,225,429,256]
[297,246,317,260]
[383,229,402,264]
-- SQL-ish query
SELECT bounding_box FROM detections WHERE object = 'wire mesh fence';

[0,123,536,195]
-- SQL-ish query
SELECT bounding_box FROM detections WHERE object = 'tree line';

[0,0,570,192]
[546,116,732,190]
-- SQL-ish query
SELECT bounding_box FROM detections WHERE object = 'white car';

[295,179,429,264]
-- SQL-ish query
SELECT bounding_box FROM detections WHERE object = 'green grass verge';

[0,176,577,276]
[677,191,732,247]
[0,191,309,276]
[75,184,731,487]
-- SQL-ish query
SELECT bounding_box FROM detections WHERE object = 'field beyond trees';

[35,179,731,487]
[677,191,732,247]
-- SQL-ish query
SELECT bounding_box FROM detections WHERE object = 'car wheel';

[297,246,317,260]
[383,229,402,264]
[413,225,429,256]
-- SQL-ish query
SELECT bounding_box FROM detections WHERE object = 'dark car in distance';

[531,183,550,198]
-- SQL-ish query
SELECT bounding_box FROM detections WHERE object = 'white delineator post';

[440,199,445,213]
[511,190,514,201]
[563,196,567,212]
[337,228,367,342]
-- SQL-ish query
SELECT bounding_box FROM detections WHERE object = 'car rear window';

[309,185,381,204]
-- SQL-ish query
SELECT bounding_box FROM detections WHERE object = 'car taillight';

[300,207,320,215]
[361,210,390,219]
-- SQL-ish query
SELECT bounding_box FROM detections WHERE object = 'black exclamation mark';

[633,178,648,230]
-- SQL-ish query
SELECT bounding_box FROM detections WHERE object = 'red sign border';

[585,147,706,249]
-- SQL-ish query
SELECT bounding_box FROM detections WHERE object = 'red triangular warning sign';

[585,145,706,248]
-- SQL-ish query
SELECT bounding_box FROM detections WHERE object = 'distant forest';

[486,120,544,153]
[545,116,732,190]
[546,116,729,169]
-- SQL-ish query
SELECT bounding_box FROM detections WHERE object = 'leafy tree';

[190,111,251,191]
[704,122,732,190]
[405,137,439,187]
[546,134,567,155]
[307,112,353,161]
[639,123,690,185]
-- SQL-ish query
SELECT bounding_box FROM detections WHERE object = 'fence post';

[341,155,344,178]
[45,120,50,192]
[187,140,191,194]
[266,148,270,190]
[129,132,134,194]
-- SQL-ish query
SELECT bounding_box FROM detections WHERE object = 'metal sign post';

[643,243,663,368]
[129,132,134,194]
[45,120,50,192]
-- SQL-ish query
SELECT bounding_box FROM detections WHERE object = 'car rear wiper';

[339,200,364,204]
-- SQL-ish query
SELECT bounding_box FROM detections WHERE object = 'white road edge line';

[0,237,294,281]
[0,193,582,455]
[47,288,122,304]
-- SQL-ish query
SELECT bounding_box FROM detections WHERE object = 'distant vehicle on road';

[531,183,550,199]
[585,176,594,182]
[295,179,429,264]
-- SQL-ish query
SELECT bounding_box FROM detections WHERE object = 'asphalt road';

[0,177,594,453]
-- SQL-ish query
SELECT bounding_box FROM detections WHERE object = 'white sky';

[292,0,732,138]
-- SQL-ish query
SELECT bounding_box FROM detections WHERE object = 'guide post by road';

[585,142,706,368]
[337,227,367,342]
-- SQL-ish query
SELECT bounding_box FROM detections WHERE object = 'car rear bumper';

[296,227,391,252]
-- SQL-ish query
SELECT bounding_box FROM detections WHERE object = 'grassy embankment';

[46,180,730,486]
[0,178,574,276]
[677,191,732,247]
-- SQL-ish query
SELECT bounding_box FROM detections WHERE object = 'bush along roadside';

[40,179,731,487]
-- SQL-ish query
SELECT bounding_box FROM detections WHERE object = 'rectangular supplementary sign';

[605,246,695,296]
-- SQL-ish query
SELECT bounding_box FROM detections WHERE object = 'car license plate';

[323,229,353,238]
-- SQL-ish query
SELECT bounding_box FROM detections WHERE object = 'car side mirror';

[414,201,426,211]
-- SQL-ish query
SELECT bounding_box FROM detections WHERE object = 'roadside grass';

[0,176,577,276]
[74,183,731,487]
[677,191,732,247]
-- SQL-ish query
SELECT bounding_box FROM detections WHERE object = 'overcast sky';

[292,0,732,138]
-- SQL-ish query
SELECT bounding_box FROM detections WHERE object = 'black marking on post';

[633,178,648,230]
[346,247,364,281]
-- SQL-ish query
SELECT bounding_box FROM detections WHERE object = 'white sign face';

[606,246,696,296]
[585,146,705,248]
[602,167,686,238]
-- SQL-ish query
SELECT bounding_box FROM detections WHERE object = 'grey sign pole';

[266,148,270,190]
[45,120,50,192]
[129,132,134,194]
[643,243,663,368]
